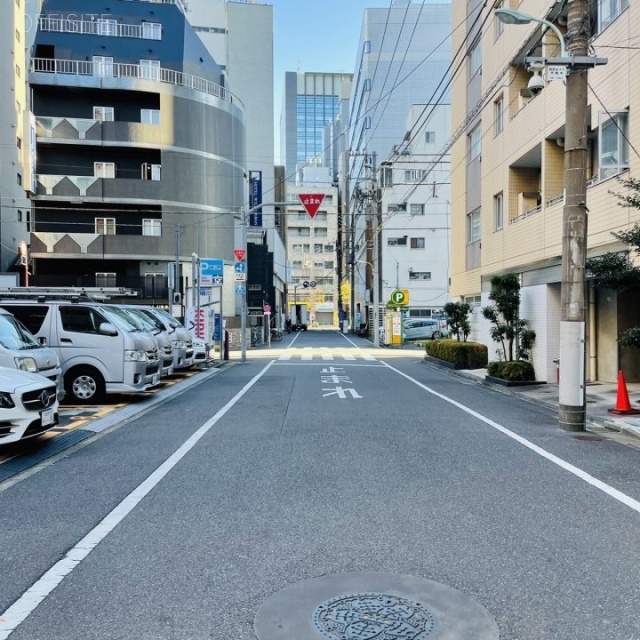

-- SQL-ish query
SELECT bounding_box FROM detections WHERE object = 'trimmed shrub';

[501,360,535,381]
[425,339,488,369]
[487,361,506,378]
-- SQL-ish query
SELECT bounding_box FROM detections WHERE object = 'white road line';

[321,354,334,360]
[301,354,312,361]
[0,361,275,640]
[383,361,640,516]
[343,354,356,361]
[363,355,376,361]
[279,354,292,361]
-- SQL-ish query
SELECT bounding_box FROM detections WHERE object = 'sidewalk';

[427,362,640,445]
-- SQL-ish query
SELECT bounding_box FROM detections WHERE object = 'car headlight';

[15,357,37,373]
[0,392,15,408]
[172,340,186,349]
[125,350,148,362]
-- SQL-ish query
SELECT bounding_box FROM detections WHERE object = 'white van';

[0,307,63,399]
[136,306,194,370]
[0,299,160,403]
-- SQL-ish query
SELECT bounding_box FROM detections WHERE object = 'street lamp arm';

[495,8,568,58]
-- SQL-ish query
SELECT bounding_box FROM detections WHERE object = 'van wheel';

[65,367,105,403]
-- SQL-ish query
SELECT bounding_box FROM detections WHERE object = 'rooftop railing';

[30,58,243,110]
[38,16,160,40]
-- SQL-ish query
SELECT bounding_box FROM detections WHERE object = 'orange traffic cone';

[608,370,640,415]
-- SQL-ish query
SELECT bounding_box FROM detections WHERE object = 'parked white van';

[0,308,63,399]
[0,366,59,445]
[0,299,160,403]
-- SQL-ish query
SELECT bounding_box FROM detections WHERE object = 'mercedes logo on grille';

[39,389,54,408]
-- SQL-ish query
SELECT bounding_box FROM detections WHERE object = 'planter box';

[485,375,547,387]
[424,355,467,370]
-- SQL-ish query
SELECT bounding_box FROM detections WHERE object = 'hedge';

[487,360,535,381]
[424,339,488,369]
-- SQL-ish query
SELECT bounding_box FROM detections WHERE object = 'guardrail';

[30,58,244,109]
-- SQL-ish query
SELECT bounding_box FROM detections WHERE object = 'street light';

[495,1,606,431]
[495,8,568,56]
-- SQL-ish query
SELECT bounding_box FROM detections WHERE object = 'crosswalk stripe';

[280,354,292,360]
[343,354,356,360]
[321,354,334,360]
[363,355,376,361]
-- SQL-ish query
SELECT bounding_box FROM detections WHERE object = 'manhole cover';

[313,593,437,639]
[254,572,499,640]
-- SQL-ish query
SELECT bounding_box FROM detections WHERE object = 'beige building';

[286,179,339,327]
[451,0,636,383]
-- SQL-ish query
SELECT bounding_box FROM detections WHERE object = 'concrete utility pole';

[559,0,590,431]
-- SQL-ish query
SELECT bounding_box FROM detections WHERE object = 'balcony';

[35,175,162,200]
[30,59,243,110]
[38,16,160,39]
[36,117,163,146]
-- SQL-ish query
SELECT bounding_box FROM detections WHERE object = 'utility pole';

[370,152,380,348]
[558,0,590,431]
[495,2,606,432]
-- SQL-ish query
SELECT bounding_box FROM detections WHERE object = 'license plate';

[41,408,55,427]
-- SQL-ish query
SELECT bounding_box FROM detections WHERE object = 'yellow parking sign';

[390,289,409,305]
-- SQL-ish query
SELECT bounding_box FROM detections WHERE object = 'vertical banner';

[249,170,262,227]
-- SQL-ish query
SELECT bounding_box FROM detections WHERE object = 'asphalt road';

[1,329,640,639]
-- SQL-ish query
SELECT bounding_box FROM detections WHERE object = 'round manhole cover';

[313,593,437,639]
[254,572,499,640]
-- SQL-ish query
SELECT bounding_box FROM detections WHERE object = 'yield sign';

[298,193,326,219]
[233,249,246,262]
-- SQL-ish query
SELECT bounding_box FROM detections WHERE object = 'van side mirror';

[98,322,118,336]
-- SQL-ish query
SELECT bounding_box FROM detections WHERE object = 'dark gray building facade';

[28,0,246,301]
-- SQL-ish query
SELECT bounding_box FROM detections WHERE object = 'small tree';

[443,301,472,341]
[586,176,640,348]
[482,273,536,361]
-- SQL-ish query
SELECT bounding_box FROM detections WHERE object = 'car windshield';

[101,306,141,332]
[0,314,40,350]
[123,309,158,333]
[152,309,181,329]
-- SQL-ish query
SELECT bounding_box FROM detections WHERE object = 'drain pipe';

[588,281,597,382]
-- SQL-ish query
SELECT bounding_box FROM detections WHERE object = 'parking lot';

[0,367,207,470]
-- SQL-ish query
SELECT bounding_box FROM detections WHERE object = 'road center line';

[0,360,275,640]
[383,361,640,516]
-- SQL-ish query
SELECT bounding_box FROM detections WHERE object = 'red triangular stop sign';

[299,193,326,219]
[233,249,246,261]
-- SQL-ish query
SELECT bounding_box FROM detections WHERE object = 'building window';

[140,109,160,124]
[17,173,22,186]
[142,219,161,236]
[324,261,334,269]
[599,111,629,180]
[97,18,117,36]
[295,227,310,237]
[405,169,427,182]
[17,210,22,222]
[15,28,20,42]
[314,227,328,237]
[142,21,162,40]
[292,260,303,269]
[95,218,116,235]
[324,244,334,252]
[467,208,481,243]
[140,59,160,80]
[494,192,504,231]
[409,271,431,280]
[495,2,504,38]
[314,244,323,253]
[16,136,21,149]
[469,124,481,160]
[94,162,115,178]
[380,166,393,187]
[364,78,372,91]
[469,39,481,76]
[494,96,504,135]
[598,0,629,32]
[410,204,424,216]
[95,273,116,287]
[93,106,114,121]
[324,195,333,204]
[410,237,425,249]
[387,237,408,246]
[15,64,20,78]
[425,131,435,144]
[93,56,114,77]
[141,163,161,180]
[144,273,165,297]
[363,40,371,54]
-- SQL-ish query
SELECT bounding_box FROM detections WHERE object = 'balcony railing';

[38,17,158,39]
[30,58,244,109]
[510,205,542,224]
[124,0,186,11]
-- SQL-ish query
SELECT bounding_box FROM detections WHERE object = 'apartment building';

[378,104,451,320]
[286,175,339,327]
[0,0,31,276]
[28,0,246,305]
[450,0,636,382]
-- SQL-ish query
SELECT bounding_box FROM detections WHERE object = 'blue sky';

[272,0,392,159]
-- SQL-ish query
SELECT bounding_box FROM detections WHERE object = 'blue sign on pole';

[234,262,246,274]
[213,313,221,341]
[200,258,224,286]
[249,170,262,227]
